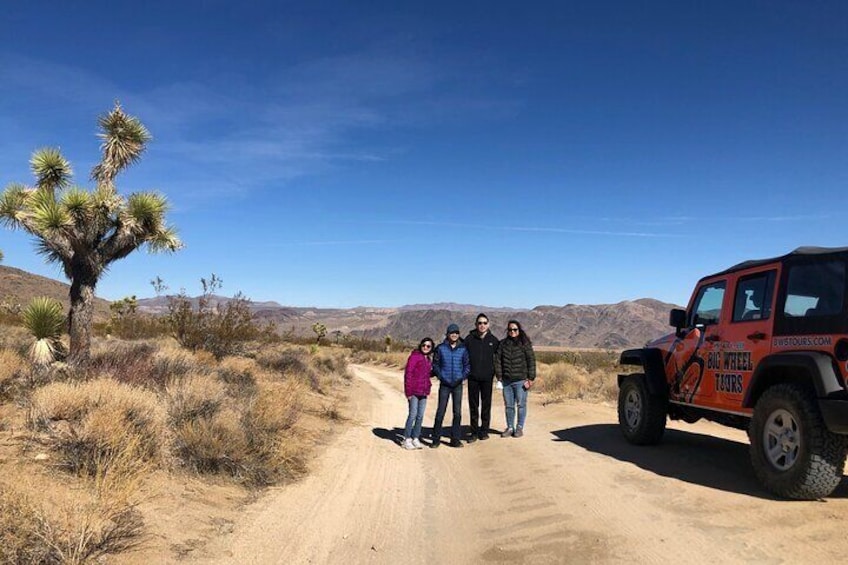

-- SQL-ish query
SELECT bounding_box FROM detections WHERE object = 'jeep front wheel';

[749,383,847,500]
[618,374,667,445]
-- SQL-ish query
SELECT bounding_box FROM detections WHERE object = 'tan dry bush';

[30,378,166,474]
[173,407,249,477]
[0,348,26,401]
[257,345,323,392]
[349,349,408,367]
[536,362,618,404]
[243,379,308,484]
[0,485,53,564]
[88,340,157,388]
[0,482,145,565]
[165,373,227,425]
[150,346,206,385]
[0,325,30,357]
[216,356,258,398]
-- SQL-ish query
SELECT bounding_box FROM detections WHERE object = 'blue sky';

[1,1,846,308]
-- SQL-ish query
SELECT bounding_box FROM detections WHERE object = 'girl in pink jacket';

[402,338,434,450]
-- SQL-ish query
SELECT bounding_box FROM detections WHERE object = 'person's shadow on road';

[552,424,848,500]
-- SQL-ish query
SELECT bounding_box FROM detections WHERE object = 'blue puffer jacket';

[432,340,470,386]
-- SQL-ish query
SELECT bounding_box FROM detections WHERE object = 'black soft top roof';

[705,246,848,279]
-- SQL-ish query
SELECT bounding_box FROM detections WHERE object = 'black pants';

[432,382,464,441]
[467,378,493,436]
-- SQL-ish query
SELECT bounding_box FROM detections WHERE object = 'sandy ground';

[201,364,848,564]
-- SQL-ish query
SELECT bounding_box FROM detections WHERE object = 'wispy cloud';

[381,220,685,238]
[1,47,508,202]
[272,239,394,247]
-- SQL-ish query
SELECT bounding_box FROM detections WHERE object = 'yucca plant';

[0,103,182,364]
[22,297,66,365]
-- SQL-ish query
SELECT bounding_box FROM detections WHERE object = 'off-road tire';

[749,383,848,500]
[618,374,667,445]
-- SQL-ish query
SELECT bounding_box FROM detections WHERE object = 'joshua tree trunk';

[68,269,98,366]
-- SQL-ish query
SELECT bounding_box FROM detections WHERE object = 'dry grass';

[171,377,309,486]
[0,481,145,565]
[257,344,351,393]
[29,379,166,474]
[535,361,619,404]
[0,348,26,402]
[348,349,408,368]
[166,373,227,424]
[1,333,353,561]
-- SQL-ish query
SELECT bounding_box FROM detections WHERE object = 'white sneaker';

[412,438,423,449]
[402,438,415,450]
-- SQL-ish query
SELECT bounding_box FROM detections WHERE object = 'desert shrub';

[29,379,166,474]
[257,346,309,375]
[170,376,307,486]
[256,345,323,391]
[150,346,206,385]
[241,379,307,484]
[88,340,156,387]
[536,361,618,403]
[349,349,409,368]
[216,356,258,398]
[0,486,53,564]
[0,348,26,401]
[173,407,248,477]
[165,373,227,425]
[0,325,30,357]
[535,349,620,373]
[0,484,144,565]
[165,276,262,359]
[99,296,168,340]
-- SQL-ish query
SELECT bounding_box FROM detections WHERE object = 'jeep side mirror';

[669,308,687,330]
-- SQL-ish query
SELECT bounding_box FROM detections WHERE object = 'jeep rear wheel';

[749,383,847,500]
[618,374,667,445]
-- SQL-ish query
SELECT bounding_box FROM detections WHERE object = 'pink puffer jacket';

[404,349,432,397]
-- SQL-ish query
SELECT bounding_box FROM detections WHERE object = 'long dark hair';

[504,320,532,346]
[418,337,435,354]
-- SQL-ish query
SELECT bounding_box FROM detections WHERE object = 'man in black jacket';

[464,313,500,442]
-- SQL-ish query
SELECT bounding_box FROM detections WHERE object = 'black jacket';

[464,329,499,381]
[495,338,536,384]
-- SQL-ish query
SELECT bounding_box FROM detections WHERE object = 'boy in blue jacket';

[430,323,471,448]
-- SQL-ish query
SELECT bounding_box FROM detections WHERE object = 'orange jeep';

[618,247,848,499]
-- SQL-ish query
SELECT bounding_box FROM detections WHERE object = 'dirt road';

[208,364,848,564]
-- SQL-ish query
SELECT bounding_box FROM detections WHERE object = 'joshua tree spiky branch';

[0,103,182,364]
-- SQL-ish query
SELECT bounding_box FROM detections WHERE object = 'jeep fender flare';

[743,351,843,409]
[618,348,667,397]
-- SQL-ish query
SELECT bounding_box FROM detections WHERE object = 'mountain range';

[0,265,678,348]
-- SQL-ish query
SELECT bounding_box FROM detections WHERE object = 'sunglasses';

[422,344,432,349]
[476,321,488,325]
[508,328,519,332]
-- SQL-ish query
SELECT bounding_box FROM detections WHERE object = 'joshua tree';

[0,103,182,364]
[312,322,327,345]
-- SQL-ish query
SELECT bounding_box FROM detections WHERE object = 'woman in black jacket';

[494,320,536,438]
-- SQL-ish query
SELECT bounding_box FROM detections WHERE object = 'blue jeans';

[432,382,463,441]
[503,381,528,430]
[404,396,427,439]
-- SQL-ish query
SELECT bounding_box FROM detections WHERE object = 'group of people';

[401,313,537,450]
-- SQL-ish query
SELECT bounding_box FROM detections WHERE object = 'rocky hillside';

[0,265,111,320]
[354,299,676,349]
[2,265,677,348]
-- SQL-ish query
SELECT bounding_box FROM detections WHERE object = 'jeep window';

[783,261,845,317]
[691,282,726,326]
[732,271,776,322]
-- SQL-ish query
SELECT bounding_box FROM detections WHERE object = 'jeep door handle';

[747,331,767,340]
[705,335,721,342]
